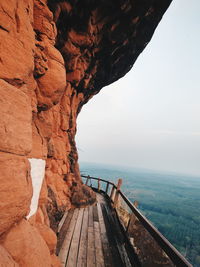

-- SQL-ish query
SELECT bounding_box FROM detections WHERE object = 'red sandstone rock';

[0,80,32,155]
[0,0,35,86]
[29,121,48,159]
[39,204,50,227]
[35,207,45,225]
[51,253,62,267]
[0,153,32,235]
[36,223,57,254]
[0,245,19,267]
[71,184,96,207]
[2,219,52,267]
[36,45,66,108]
[39,178,48,205]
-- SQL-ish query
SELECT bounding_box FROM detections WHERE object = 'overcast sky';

[76,0,200,176]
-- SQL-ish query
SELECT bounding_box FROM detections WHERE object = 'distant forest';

[80,162,200,267]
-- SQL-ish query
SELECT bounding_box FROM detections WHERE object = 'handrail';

[118,190,191,267]
[81,175,116,187]
[81,175,192,267]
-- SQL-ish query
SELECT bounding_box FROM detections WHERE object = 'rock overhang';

[48,0,172,108]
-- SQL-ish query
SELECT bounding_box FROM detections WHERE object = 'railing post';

[126,213,136,234]
[85,175,90,185]
[133,200,138,208]
[110,185,115,201]
[105,182,109,195]
[113,178,122,208]
[98,178,101,192]
[126,201,138,233]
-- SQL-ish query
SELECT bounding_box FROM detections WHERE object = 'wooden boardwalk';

[57,194,138,267]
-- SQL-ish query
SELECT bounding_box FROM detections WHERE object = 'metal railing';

[81,175,192,267]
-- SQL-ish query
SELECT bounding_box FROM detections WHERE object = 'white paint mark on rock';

[27,158,46,219]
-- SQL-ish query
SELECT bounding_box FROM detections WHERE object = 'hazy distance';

[76,0,200,177]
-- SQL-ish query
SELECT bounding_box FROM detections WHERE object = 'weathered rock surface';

[0,245,19,267]
[0,0,172,265]
[0,152,32,235]
[36,223,57,254]
[1,219,52,267]
[0,80,32,155]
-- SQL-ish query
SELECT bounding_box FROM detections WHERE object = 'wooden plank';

[94,221,105,267]
[93,204,99,222]
[58,210,68,233]
[88,205,93,227]
[66,208,84,267]
[87,206,95,267]
[56,209,74,255]
[97,204,106,234]
[58,209,79,266]
[77,208,89,267]
[97,203,113,267]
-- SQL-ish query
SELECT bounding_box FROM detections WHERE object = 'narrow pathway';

[57,193,137,267]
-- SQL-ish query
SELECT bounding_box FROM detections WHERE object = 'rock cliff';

[0,0,172,265]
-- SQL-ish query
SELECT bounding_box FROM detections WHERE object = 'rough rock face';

[0,0,172,265]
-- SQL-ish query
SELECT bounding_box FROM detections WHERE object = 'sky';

[76,0,200,176]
